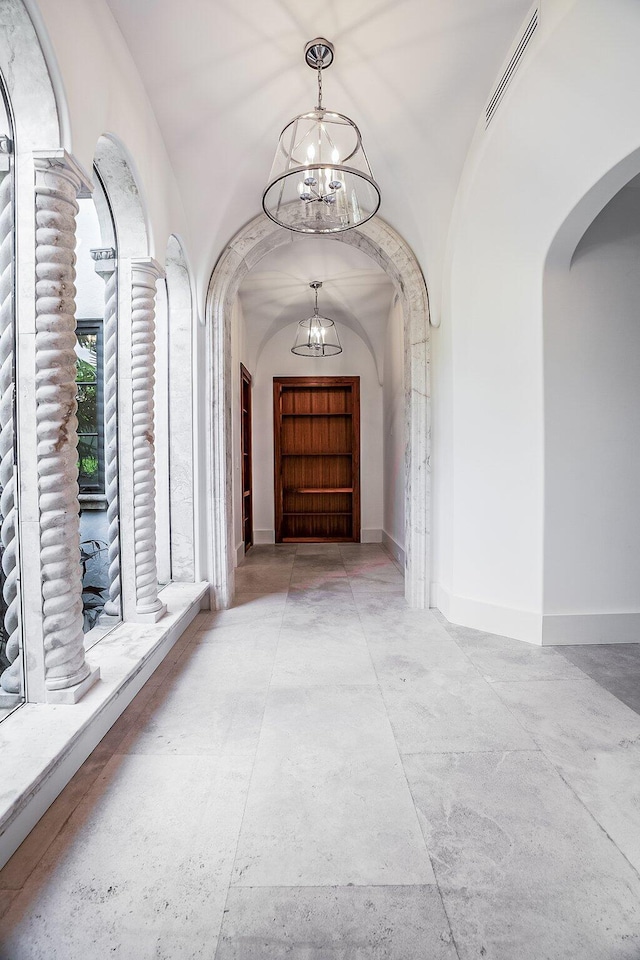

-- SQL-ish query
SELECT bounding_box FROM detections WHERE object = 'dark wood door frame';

[273,376,360,543]
[240,363,253,552]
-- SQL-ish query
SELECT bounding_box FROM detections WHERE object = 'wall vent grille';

[486,8,538,128]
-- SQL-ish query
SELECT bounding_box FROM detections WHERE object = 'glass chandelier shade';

[263,39,381,234]
[291,281,342,357]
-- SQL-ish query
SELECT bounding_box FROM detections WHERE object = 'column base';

[46,665,101,704]
[0,691,22,709]
[97,612,121,627]
[132,602,167,624]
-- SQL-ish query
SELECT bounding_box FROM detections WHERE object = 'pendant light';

[263,38,381,234]
[291,281,342,357]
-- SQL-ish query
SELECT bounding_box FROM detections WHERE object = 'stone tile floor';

[1,543,640,958]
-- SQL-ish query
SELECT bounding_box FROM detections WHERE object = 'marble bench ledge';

[0,580,209,871]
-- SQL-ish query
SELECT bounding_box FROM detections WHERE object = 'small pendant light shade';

[291,281,342,357]
[263,39,381,235]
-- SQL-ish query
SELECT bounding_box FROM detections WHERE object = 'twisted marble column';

[35,154,92,692]
[92,251,120,619]
[131,259,165,619]
[0,161,21,702]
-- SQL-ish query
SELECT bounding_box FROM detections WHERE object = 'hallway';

[1,544,640,958]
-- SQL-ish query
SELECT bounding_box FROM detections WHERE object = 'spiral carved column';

[0,161,21,703]
[131,259,165,620]
[35,153,97,696]
[92,251,120,619]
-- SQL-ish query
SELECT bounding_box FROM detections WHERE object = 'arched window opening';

[0,77,21,717]
[74,169,121,641]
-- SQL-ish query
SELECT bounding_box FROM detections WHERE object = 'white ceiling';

[105,0,532,331]
[237,237,394,377]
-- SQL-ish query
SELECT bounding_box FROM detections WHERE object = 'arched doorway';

[543,148,640,644]
[205,213,431,610]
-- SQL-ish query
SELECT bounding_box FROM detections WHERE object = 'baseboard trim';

[235,541,245,567]
[254,529,275,545]
[433,583,543,645]
[361,528,383,544]
[382,530,405,568]
[542,612,640,645]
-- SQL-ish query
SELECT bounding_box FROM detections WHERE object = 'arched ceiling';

[237,237,394,378]
[104,0,533,315]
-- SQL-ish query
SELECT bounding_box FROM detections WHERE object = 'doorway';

[206,212,430,609]
[274,377,360,542]
[240,363,253,552]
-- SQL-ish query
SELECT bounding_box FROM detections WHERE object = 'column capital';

[131,257,165,283]
[91,247,117,278]
[33,149,93,196]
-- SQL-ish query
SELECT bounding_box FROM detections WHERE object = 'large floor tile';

[119,679,267,757]
[440,626,586,683]
[368,636,473,682]
[381,669,536,754]
[181,632,279,690]
[0,754,249,960]
[404,750,640,960]
[554,743,640,873]
[208,594,287,627]
[215,885,457,959]
[232,685,434,886]
[592,672,640,714]
[558,643,640,678]
[491,677,640,758]
[270,626,376,688]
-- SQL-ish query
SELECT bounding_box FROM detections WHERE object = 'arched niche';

[205,212,431,610]
[542,148,640,644]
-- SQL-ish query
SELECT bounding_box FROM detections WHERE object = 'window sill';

[79,494,108,511]
[0,580,209,871]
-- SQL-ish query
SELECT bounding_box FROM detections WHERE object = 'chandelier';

[291,281,342,357]
[263,38,381,234]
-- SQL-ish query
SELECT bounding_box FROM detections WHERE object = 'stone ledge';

[0,581,209,871]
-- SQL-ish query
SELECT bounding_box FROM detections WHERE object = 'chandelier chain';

[317,61,323,110]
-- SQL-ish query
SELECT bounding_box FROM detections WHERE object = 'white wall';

[249,323,383,544]
[543,172,640,636]
[435,0,640,643]
[382,295,405,564]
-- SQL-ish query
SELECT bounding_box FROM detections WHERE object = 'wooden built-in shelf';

[283,511,352,516]
[274,376,360,544]
[285,487,353,494]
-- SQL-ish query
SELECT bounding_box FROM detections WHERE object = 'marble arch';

[91,134,166,624]
[205,212,431,610]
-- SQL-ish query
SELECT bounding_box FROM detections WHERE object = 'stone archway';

[205,212,431,610]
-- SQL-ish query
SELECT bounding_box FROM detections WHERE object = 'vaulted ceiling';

[105,0,532,339]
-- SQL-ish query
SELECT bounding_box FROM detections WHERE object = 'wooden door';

[241,364,253,551]
[274,376,360,542]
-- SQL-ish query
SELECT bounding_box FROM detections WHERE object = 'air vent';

[486,8,538,128]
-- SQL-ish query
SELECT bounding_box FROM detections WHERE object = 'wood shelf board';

[285,487,353,494]
[283,511,352,516]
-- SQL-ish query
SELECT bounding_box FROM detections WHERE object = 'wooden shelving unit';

[273,377,360,543]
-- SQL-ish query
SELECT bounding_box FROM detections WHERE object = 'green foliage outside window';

[76,332,101,490]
